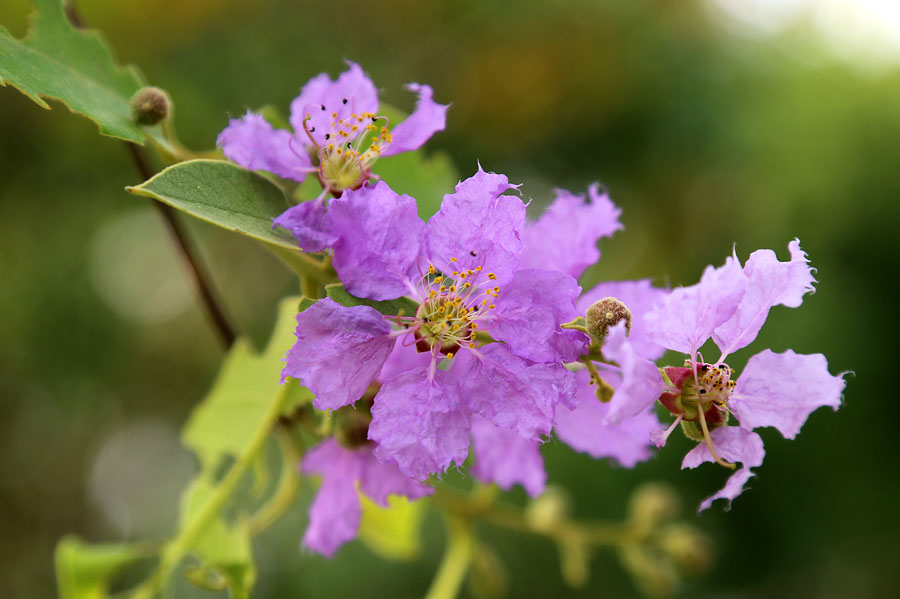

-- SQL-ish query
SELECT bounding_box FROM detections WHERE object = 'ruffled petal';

[457,343,577,440]
[682,427,765,512]
[490,268,589,363]
[730,349,845,439]
[329,181,426,300]
[369,367,470,480]
[381,83,448,157]
[300,439,364,557]
[470,416,546,497]
[577,279,669,360]
[554,371,660,468]
[358,448,433,506]
[602,323,667,424]
[645,255,747,356]
[713,239,816,360]
[289,61,379,141]
[520,184,622,280]
[217,112,312,182]
[273,198,337,253]
[282,298,395,411]
[425,166,524,285]
[378,337,432,382]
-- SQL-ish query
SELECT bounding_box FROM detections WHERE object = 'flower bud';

[525,486,571,533]
[585,297,632,347]
[130,87,171,125]
[658,523,714,578]
[627,483,680,537]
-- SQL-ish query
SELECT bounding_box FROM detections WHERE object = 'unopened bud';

[658,524,714,578]
[628,483,680,537]
[585,297,632,347]
[525,486,570,533]
[131,87,171,125]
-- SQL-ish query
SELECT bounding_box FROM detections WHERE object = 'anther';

[342,98,348,104]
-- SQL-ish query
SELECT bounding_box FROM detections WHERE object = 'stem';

[247,426,302,536]
[134,387,290,598]
[426,514,474,599]
[696,402,735,470]
[125,143,236,348]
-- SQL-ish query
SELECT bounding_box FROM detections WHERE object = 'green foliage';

[55,536,149,599]
[0,0,145,142]
[325,283,418,317]
[372,149,458,220]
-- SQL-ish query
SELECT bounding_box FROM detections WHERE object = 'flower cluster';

[219,62,846,556]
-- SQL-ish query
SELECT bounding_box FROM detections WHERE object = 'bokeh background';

[2,0,898,597]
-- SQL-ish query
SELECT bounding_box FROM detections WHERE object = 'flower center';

[303,105,393,194]
[412,260,499,357]
[690,361,736,412]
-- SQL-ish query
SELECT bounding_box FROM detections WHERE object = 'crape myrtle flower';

[217,61,448,251]
[300,342,432,557]
[282,167,587,481]
[600,240,846,511]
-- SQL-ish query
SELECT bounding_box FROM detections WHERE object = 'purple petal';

[554,371,660,468]
[282,298,395,411]
[577,279,669,360]
[602,323,667,424]
[301,439,364,557]
[490,268,589,363]
[273,198,337,253]
[645,255,747,356]
[520,185,623,280]
[369,367,470,480]
[425,166,524,285]
[713,240,817,360]
[682,427,765,512]
[381,84,448,157]
[378,337,432,383]
[329,181,426,300]
[730,349,845,439]
[457,343,577,440]
[217,112,312,182]
[289,61,379,139]
[358,448,433,506]
[470,416,546,497]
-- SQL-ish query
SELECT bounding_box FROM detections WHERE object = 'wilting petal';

[381,83,448,157]
[369,367,470,480]
[554,371,660,468]
[520,184,622,280]
[218,112,311,182]
[289,61,379,142]
[682,427,765,512]
[490,268,589,363]
[426,166,524,284]
[470,416,546,497]
[358,449,433,506]
[282,298,395,411]
[645,255,747,356]
[578,279,669,360]
[273,198,337,253]
[713,240,816,360]
[301,439,364,557]
[457,343,577,440]
[602,323,667,424]
[329,182,426,300]
[730,349,845,439]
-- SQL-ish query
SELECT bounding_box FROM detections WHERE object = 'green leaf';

[55,536,149,599]
[0,0,145,142]
[126,159,299,251]
[372,150,458,220]
[357,495,426,561]
[325,283,418,317]
[183,296,311,472]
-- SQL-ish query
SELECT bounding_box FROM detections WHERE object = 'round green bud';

[130,87,171,125]
[658,523,714,578]
[585,297,632,347]
[627,483,680,537]
[525,485,571,533]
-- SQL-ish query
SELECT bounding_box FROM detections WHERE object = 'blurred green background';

[1,0,898,596]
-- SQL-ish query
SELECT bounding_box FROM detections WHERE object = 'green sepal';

[325,283,418,317]
[298,296,318,312]
[0,0,145,142]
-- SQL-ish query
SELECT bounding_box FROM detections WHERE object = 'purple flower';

[282,167,586,480]
[301,438,431,557]
[620,240,846,511]
[520,184,623,280]
[470,416,546,497]
[217,62,448,251]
